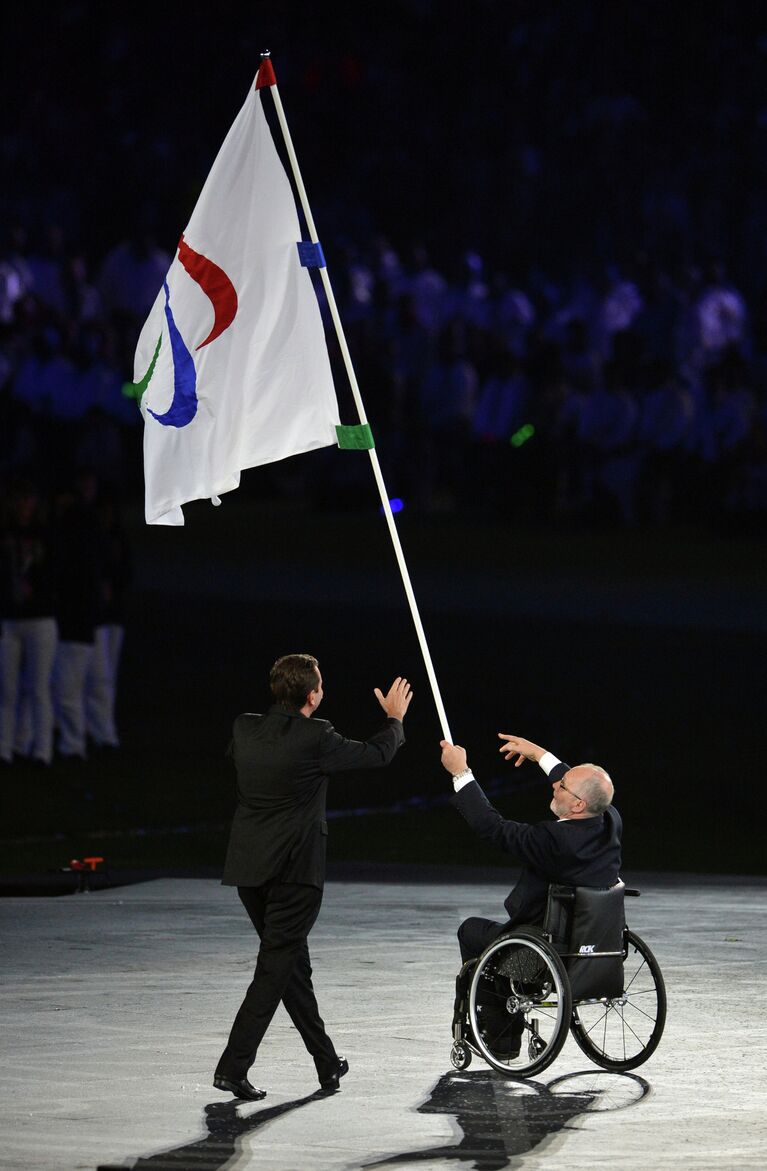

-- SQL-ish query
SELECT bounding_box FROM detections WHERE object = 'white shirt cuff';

[539,751,562,776]
[453,769,475,792]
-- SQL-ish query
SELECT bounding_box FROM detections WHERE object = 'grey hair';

[579,765,614,815]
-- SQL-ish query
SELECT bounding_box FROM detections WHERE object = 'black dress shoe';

[213,1073,266,1101]
[318,1055,349,1093]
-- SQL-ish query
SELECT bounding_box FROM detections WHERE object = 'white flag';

[128,73,340,525]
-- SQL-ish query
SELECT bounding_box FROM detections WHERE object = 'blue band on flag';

[297,241,326,268]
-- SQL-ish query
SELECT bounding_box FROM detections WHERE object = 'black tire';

[570,929,666,1071]
[468,930,572,1077]
[450,1041,472,1070]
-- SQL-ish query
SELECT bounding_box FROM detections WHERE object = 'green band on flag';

[336,423,375,450]
[123,334,162,403]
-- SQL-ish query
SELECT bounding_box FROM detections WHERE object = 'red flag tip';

[256,58,277,89]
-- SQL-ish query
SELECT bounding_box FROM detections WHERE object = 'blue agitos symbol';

[124,235,238,428]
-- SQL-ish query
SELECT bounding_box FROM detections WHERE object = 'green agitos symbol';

[124,334,162,402]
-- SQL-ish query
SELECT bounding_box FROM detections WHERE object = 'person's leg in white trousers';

[0,618,57,764]
[85,623,122,748]
[54,640,93,759]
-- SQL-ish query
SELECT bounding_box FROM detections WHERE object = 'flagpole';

[258,54,453,744]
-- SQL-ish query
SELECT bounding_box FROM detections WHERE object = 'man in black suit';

[440,733,621,961]
[214,653,412,1102]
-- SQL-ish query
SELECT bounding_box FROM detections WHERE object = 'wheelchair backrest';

[544,881,626,1000]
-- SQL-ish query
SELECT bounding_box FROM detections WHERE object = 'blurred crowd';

[1,224,765,533]
[326,242,767,528]
[2,4,767,534]
[0,222,152,502]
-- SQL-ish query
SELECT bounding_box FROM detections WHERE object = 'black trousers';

[458,916,528,1051]
[458,916,515,963]
[216,881,337,1080]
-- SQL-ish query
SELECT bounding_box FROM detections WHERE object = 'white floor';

[1,873,765,1170]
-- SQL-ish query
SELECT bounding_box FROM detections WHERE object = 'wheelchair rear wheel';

[569,929,666,1070]
[469,930,572,1077]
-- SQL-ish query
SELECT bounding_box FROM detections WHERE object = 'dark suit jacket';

[450,761,622,925]
[222,704,405,889]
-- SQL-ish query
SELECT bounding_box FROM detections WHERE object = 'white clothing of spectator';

[0,259,27,324]
[4,228,42,316]
[697,284,747,359]
[0,483,58,766]
[84,623,123,750]
[595,275,644,358]
[348,259,376,317]
[494,283,536,355]
[0,618,58,764]
[51,474,102,760]
[54,643,94,758]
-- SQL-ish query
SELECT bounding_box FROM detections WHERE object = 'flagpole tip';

[256,54,277,89]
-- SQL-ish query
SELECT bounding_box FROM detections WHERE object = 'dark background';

[1,1,765,884]
[8,1,767,281]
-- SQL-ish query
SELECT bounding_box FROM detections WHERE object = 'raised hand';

[374,677,413,720]
[498,734,546,767]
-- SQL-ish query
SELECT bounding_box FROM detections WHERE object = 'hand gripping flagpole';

[257,53,453,744]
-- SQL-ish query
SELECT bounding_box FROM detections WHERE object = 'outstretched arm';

[499,734,564,776]
[441,741,559,868]
[320,678,412,775]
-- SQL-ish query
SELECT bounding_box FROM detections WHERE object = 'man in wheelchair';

[440,733,622,1063]
[440,733,621,962]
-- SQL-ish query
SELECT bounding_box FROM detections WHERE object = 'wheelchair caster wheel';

[450,1041,472,1070]
[527,1030,547,1059]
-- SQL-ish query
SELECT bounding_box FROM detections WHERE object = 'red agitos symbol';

[177,234,238,349]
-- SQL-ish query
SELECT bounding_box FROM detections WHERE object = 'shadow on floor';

[96,1089,327,1170]
[97,1069,649,1171]
[362,1069,650,1171]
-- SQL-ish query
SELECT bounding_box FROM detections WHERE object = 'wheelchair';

[450,881,666,1078]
